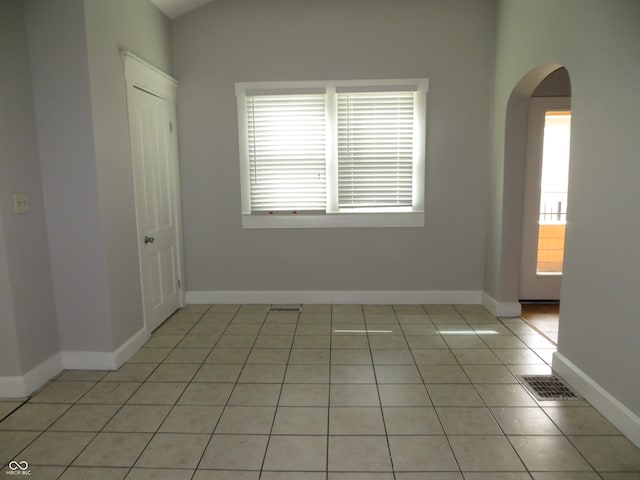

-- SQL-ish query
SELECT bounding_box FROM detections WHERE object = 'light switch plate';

[13,193,29,214]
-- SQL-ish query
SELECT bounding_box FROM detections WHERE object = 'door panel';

[130,86,181,330]
[520,97,571,301]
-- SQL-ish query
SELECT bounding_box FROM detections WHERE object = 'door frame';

[122,51,185,330]
[520,96,571,301]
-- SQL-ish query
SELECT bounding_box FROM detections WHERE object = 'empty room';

[1,0,639,478]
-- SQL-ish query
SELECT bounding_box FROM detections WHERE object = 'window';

[236,79,428,228]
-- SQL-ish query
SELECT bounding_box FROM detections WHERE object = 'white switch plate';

[13,193,29,214]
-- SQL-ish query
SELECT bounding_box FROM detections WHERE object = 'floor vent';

[269,305,302,312]
[518,375,580,401]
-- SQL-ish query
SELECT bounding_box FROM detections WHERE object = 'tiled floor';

[2,303,639,479]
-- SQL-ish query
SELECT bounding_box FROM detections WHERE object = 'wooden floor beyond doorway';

[520,303,559,345]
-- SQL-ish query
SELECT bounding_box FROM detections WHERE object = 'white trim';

[62,327,149,371]
[121,51,178,99]
[553,352,640,447]
[186,290,482,305]
[242,212,424,229]
[482,291,522,317]
[0,352,63,398]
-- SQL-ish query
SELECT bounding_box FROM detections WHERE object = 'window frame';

[236,78,428,228]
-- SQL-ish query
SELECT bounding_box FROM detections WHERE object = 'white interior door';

[520,97,571,300]
[130,86,182,330]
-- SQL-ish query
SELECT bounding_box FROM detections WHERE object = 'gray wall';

[172,0,496,293]
[0,0,59,375]
[24,0,172,353]
[486,0,640,416]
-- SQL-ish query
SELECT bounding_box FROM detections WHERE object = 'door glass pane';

[537,111,571,274]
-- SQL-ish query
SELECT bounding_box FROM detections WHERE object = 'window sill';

[241,212,424,229]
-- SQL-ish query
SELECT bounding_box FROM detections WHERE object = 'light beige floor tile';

[102,364,157,382]
[0,402,21,421]
[57,370,109,381]
[127,382,187,405]
[330,384,380,406]
[388,435,458,471]
[239,364,286,383]
[180,304,211,314]
[21,431,95,466]
[104,405,170,432]
[127,348,172,364]
[73,432,151,467]
[135,432,209,468]
[30,381,96,404]
[508,435,592,471]
[77,382,141,405]
[442,335,486,349]
[49,404,119,432]
[449,435,525,471]
[57,466,128,480]
[246,348,290,364]
[0,403,69,430]
[145,335,184,348]
[411,349,458,365]
[330,335,369,349]
[0,430,40,466]
[462,365,518,383]
[207,304,240,314]
[332,305,363,314]
[396,474,463,480]
[474,384,537,406]
[491,348,545,364]
[400,324,439,335]
[378,384,431,406]
[375,365,423,383]
[279,384,329,406]
[193,471,259,480]
[418,365,469,383]
[272,406,328,434]
[370,349,415,365]
[125,468,194,480]
[426,384,484,406]
[215,406,275,434]
[331,349,373,365]
[215,335,256,348]
[328,435,392,471]
[228,383,281,406]
[259,324,297,335]
[383,406,443,434]
[192,364,242,382]
[568,435,640,471]
[199,434,268,470]
[285,365,330,383]
[189,323,227,335]
[293,335,331,349]
[530,473,602,480]
[263,435,327,471]
[147,363,200,382]
[289,348,330,365]
[330,474,395,480]
[262,473,325,480]
[225,323,262,335]
[368,335,408,349]
[543,406,621,435]
[177,382,234,405]
[159,405,223,433]
[296,323,332,335]
[204,348,250,364]
[436,407,501,434]
[481,335,527,349]
[463,473,532,480]
[490,407,561,435]
[253,335,294,348]
[164,348,211,364]
[331,365,375,383]
[452,348,501,365]
[329,406,385,434]
[519,334,556,349]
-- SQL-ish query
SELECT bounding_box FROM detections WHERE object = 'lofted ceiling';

[149,0,215,19]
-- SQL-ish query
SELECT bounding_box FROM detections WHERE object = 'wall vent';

[269,305,302,312]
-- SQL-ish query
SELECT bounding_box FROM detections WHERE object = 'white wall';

[486,0,640,418]
[0,0,60,377]
[172,0,496,297]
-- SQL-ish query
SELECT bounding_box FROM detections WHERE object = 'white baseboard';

[0,328,150,399]
[186,290,483,305]
[0,352,63,398]
[553,351,640,447]
[482,292,522,317]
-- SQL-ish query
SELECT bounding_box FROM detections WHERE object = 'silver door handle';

[144,235,155,244]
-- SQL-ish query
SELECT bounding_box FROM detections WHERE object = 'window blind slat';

[337,91,415,209]
[247,94,326,212]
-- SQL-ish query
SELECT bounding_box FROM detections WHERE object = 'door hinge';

[177,279,181,289]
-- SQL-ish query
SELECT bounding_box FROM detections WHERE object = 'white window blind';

[247,93,326,212]
[337,92,415,209]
